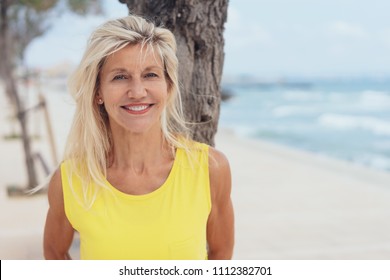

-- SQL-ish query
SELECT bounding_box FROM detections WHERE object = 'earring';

[97,98,103,104]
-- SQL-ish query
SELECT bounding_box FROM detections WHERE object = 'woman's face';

[98,44,169,135]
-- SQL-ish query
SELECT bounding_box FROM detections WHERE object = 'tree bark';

[119,0,228,146]
[0,0,38,189]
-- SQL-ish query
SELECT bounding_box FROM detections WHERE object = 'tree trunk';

[0,0,38,189]
[120,0,228,146]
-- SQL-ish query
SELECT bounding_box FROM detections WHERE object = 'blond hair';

[65,15,191,207]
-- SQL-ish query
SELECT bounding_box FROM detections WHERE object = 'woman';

[43,14,234,260]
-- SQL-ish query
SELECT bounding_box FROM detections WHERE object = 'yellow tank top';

[61,142,211,260]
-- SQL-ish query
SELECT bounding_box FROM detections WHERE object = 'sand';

[1,84,390,260]
[216,129,390,259]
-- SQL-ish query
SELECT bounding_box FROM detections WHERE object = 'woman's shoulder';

[208,146,230,174]
[176,138,230,175]
[181,139,229,165]
[47,167,64,210]
[207,146,232,203]
[178,137,208,151]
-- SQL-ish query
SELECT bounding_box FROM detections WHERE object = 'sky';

[25,0,390,80]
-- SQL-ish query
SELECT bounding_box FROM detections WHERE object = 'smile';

[121,104,153,114]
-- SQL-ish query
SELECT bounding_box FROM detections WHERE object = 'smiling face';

[97,43,169,136]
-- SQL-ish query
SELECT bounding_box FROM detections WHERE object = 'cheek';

[100,86,122,104]
[104,102,119,115]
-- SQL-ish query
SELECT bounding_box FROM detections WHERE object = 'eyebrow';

[107,65,164,75]
[107,68,127,74]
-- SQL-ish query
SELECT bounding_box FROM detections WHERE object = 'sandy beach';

[216,130,390,259]
[1,84,390,260]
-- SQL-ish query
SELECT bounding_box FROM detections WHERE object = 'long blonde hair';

[65,15,190,207]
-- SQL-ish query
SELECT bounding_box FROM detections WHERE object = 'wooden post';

[38,93,58,167]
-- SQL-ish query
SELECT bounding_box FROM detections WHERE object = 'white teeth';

[125,105,149,111]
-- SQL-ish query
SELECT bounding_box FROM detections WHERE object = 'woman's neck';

[108,127,172,172]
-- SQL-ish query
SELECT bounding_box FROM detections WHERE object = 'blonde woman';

[43,15,234,260]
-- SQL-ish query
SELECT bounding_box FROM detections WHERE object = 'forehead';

[102,43,163,71]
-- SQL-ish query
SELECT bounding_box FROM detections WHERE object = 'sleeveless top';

[61,142,211,260]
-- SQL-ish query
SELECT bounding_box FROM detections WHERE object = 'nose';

[127,78,147,99]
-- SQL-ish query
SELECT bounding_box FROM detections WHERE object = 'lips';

[121,103,153,114]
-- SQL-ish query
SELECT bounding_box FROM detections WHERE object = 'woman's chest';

[77,188,209,259]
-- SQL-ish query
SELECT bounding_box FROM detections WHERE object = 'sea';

[220,77,390,173]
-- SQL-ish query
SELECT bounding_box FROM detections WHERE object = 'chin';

[124,122,161,135]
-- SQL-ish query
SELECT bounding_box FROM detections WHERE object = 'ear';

[96,92,104,105]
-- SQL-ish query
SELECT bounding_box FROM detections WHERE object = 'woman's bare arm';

[43,168,74,259]
[207,147,234,259]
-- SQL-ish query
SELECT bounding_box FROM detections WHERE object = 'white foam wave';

[359,90,390,110]
[272,105,316,117]
[318,113,390,135]
[355,154,390,171]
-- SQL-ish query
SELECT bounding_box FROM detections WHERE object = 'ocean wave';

[373,140,390,150]
[272,105,317,117]
[359,90,390,109]
[328,92,349,102]
[318,113,390,135]
[282,90,323,101]
[355,154,390,171]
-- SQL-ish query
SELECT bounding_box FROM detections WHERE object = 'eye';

[113,74,127,80]
[144,72,158,78]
